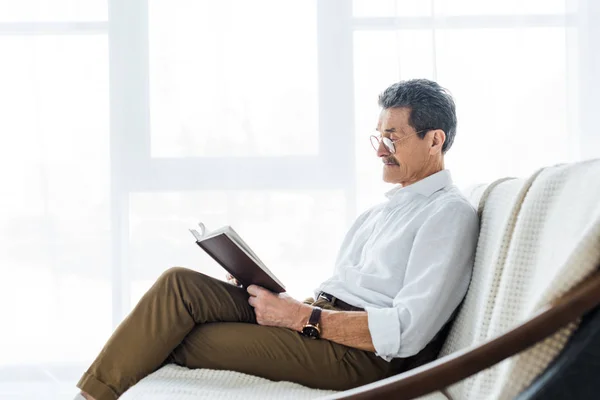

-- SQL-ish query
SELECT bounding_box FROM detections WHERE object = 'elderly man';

[76,79,479,400]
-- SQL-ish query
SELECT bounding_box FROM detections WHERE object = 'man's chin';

[382,165,401,183]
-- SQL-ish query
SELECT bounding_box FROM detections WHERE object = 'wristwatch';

[301,306,322,339]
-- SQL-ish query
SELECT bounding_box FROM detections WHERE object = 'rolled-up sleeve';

[365,202,479,360]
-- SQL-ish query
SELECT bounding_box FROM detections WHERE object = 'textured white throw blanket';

[485,159,600,399]
[120,364,336,399]
[443,160,600,399]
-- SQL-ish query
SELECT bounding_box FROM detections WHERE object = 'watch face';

[302,326,320,339]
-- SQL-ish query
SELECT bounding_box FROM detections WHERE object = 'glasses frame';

[369,129,434,154]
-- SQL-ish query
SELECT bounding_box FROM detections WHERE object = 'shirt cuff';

[365,306,401,362]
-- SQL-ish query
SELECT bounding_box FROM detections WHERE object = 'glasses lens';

[370,136,395,153]
[370,135,380,151]
[382,137,395,153]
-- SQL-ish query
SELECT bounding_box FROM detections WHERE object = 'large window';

[0,0,594,397]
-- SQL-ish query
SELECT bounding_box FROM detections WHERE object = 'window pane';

[149,0,319,158]
[0,35,111,366]
[353,0,566,17]
[129,190,346,304]
[0,0,107,22]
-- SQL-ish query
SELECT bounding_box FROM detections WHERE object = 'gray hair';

[378,79,457,153]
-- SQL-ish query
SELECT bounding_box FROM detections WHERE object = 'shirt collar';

[385,169,453,199]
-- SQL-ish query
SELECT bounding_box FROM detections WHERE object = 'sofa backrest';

[438,177,529,399]
[441,159,600,400]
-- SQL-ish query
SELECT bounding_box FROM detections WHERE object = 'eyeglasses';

[369,129,433,154]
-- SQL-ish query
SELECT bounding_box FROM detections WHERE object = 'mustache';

[384,157,399,166]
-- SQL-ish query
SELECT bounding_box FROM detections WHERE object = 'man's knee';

[160,266,188,279]
[157,266,204,287]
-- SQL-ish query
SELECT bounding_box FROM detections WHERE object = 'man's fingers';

[247,284,264,296]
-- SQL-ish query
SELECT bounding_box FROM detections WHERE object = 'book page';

[189,222,207,241]
[189,229,203,241]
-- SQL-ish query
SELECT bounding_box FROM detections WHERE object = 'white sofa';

[121,159,600,400]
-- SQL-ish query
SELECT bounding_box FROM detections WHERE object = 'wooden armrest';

[325,269,600,400]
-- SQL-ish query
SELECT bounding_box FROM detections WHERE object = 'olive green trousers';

[77,267,400,400]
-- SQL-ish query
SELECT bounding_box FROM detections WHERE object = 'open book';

[189,223,286,293]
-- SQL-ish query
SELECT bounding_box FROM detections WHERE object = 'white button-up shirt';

[315,170,479,361]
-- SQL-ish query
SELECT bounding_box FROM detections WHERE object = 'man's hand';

[247,285,376,352]
[247,285,312,331]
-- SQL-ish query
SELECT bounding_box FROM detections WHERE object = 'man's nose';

[376,141,390,158]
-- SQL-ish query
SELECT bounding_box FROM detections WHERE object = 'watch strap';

[308,306,322,326]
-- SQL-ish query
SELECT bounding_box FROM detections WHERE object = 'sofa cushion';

[120,364,336,399]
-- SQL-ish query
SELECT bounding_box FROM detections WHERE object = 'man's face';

[375,107,434,185]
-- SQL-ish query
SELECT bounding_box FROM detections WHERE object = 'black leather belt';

[317,292,364,312]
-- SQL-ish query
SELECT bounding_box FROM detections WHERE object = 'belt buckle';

[318,292,334,303]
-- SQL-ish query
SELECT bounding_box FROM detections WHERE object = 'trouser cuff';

[77,371,119,400]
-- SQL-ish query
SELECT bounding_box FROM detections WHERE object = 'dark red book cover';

[195,233,286,293]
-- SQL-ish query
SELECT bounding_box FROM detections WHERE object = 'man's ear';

[430,129,446,155]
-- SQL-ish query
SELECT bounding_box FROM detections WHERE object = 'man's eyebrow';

[374,127,398,135]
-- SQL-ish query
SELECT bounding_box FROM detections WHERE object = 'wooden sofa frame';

[329,268,600,400]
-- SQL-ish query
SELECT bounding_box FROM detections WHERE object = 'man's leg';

[77,267,256,400]
[166,322,391,391]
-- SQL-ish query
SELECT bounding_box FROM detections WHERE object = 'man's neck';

[400,159,445,187]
